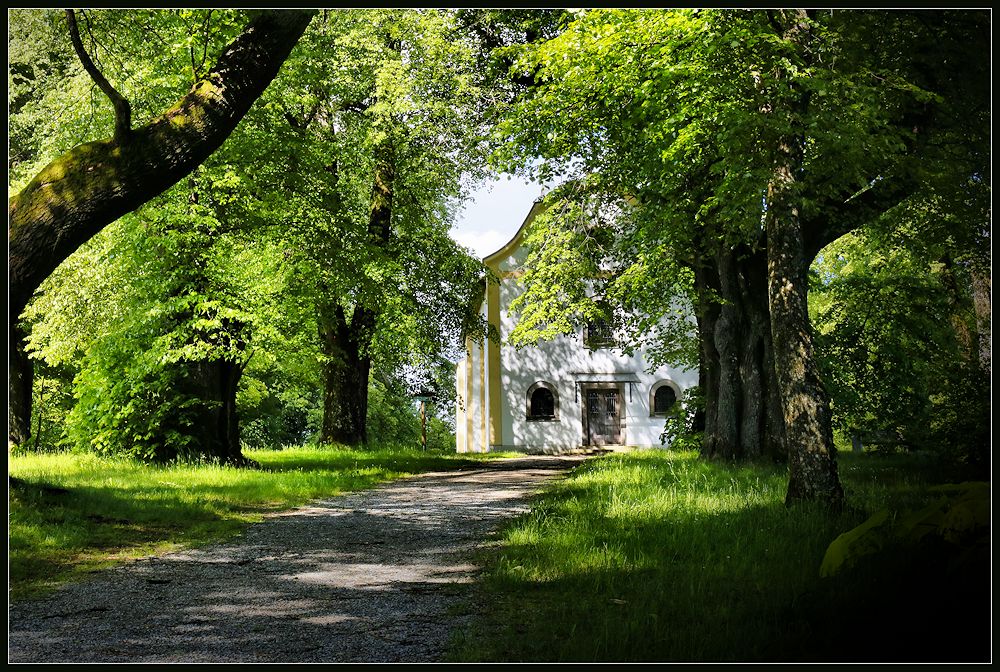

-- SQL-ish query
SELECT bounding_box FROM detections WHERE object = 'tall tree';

[230,9,492,446]
[761,10,844,504]
[494,9,988,504]
[8,8,315,445]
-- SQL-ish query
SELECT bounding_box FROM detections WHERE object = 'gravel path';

[8,455,586,663]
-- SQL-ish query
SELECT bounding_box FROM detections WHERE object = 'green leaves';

[811,214,990,469]
[507,192,605,347]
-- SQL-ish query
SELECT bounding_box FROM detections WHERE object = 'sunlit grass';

[8,445,515,601]
[449,450,988,663]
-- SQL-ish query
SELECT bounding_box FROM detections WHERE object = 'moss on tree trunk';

[7,9,315,445]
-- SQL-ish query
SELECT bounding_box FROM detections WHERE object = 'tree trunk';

[7,9,315,445]
[186,355,249,465]
[318,302,374,446]
[712,246,743,458]
[970,268,991,374]
[766,9,845,508]
[8,322,33,447]
[317,141,396,446]
[696,244,785,461]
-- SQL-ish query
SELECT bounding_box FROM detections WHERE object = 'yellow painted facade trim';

[463,198,550,454]
[465,337,474,453]
[487,280,502,448]
[478,337,486,452]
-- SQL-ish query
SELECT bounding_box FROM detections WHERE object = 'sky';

[449,173,551,260]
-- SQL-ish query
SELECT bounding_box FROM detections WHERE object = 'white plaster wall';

[455,356,467,452]
[494,272,698,452]
[469,338,483,453]
[473,213,699,453]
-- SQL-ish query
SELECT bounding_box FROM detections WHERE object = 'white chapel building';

[455,198,698,454]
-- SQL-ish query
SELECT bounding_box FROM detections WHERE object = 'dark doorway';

[582,383,624,446]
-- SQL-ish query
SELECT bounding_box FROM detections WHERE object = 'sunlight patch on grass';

[8,445,514,601]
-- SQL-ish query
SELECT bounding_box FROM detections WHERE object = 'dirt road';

[8,455,585,663]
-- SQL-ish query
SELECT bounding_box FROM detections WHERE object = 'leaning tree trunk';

[696,242,786,461]
[7,9,315,445]
[765,9,844,508]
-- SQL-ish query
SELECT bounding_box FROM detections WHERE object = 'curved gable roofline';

[482,196,549,271]
[481,178,633,270]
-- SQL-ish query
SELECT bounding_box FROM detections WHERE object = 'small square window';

[584,317,615,348]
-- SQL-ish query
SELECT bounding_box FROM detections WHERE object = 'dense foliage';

[488,9,989,491]
[811,229,990,476]
[11,9,492,460]
[8,10,989,493]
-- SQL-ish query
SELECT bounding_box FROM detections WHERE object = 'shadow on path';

[8,454,586,663]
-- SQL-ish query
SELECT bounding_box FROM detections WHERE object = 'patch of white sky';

[449,172,552,260]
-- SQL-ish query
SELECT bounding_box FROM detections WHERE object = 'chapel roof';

[482,196,547,270]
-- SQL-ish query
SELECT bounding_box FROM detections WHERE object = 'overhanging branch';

[10,9,316,322]
[66,9,133,144]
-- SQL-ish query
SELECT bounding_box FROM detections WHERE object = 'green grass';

[448,450,990,663]
[8,444,517,602]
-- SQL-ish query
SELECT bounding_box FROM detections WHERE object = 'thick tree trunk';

[696,244,785,461]
[8,322,34,447]
[318,302,374,446]
[7,9,315,445]
[766,9,845,508]
[186,355,249,465]
[695,263,723,454]
[713,247,743,457]
[762,332,788,459]
[767,180,844,506]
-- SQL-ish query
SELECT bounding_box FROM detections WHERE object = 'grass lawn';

[448,450,990,663]
[8,444,515,602]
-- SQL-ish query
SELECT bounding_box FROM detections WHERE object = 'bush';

[367,378,455,451]
[659,385,703,451]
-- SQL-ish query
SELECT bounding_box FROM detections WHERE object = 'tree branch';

[65,9,132,144]
[10,9,317,323]
[199,10,213,79]
[802,174,919,262]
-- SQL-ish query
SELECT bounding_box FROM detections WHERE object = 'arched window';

[650,381,678,417]
[526,381,559,421]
